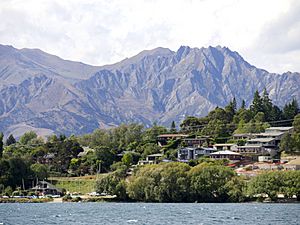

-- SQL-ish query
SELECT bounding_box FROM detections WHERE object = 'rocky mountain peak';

[0,44,299,136]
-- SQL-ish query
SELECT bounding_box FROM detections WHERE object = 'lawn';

[48,175,101,194]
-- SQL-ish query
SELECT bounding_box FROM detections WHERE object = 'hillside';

[0,44,299,136]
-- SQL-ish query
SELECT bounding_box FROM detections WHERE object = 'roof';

[201,147,215,151]
[213,143,235,146]
[265,127,293,131]
[183,138,207,141]
[158,134,189,138]
[254,132,284,137]
[238,145,263,148]
[147,153,163,157]
[31,181,62,191]
[180,147,198,150]
[210,150,241,155]
[233,133,253,137]
[248,138,275,143]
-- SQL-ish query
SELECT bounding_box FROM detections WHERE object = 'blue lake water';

[0,203,299,225]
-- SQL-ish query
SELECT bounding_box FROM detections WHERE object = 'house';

[213,143,235,151]
[251,132,285,146]
[41,153,55,164]
[233,133,254,140]
[246,138,277,147]
[258,156,272,162]
[181,136,210,148]
[178,147,215,161]
[138,153,163,165]
[157,134,189,146]
[236,145,267,155]
[234,127,293,159]
[253,132,284,140]
[31,181,62,196]
[235,137,278,160]
[265,127,294,134]
[78,146,95,157]
[210,150,242,161]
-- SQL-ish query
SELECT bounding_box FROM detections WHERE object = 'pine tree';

[261,88,273,121]
[225,98,237,122]
[250,90,263,116]
[6,134,16,146]
[283,99,300,120]
[241,100,246,109]
[0,132,3,158]
[170,121,177,133]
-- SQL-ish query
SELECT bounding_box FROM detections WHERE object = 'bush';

[62,194,72,201]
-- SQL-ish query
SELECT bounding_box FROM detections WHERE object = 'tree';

[6,157,33,189]
[280,114,300,154]
[95,171,127,200]
[293,114,300,133]
[127,163,190,202]
[279,133,294,153]
[241,99,246,109]
[95,146,116,172]
[225,98,237,121]
[188,164,235,202]
[0,132,3,158]
[19,131,37,145]
[225,176,247,202]
[31,163,49,180]
[269,105,283,122]
[153,163,190,202]
[261,88,274,121]
[180,116,203,132]
[6,134,16,146]
[121,152,133,167]
[250,90,263,116]
[142,125,167,144]
[234,119,247,134]
[283,99,299,120]
[248,172,283,201]
[281,171,300,200]
[170,121,177,133]
[202,119,229,138]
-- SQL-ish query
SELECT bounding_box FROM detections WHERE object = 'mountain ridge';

[0,44,299,137]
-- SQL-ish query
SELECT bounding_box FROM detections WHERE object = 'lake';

[0,203,299,225]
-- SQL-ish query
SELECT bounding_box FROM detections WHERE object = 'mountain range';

[0,44,299,137]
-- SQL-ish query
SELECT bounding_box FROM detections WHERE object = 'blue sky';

[0,0,299,73]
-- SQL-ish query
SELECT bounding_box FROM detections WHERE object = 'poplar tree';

[0,132,3,158]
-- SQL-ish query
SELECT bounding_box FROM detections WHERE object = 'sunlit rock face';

[0,44,299,136]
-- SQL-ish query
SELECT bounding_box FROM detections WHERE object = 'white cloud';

[0,0,298,73]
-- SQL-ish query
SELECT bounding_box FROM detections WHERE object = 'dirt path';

[51,198,63,203]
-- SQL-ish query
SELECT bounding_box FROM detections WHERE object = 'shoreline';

[1,198,298,204]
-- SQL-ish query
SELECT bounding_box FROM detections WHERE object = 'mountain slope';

[0,44,299,136]
[0,44,100,88]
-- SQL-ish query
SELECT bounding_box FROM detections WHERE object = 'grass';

[48,175,103,194]
[0,198,53,203]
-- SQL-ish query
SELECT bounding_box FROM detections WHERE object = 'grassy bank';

[48,175,98,194]
[0,198,53,203]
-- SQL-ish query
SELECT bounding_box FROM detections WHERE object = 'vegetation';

[49,176,97,194]
[248,171,300,201]
[96,161,300,202]
[280,114,300,154]
[0,89,299,202]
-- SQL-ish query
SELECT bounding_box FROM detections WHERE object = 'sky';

[0,0,299,73]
